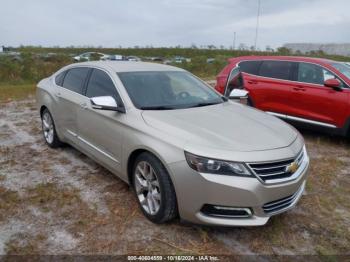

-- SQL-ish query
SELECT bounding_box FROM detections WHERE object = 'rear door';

[251,60,296,114]
[77,68,125,173]
[56,67,90,142]
[290,62,348,127]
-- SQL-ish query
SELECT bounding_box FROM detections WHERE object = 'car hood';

[141,102,297,152]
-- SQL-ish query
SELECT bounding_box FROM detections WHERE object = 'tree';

[238,43,248,50]
[265,45,274,52]
[276,47,291,55]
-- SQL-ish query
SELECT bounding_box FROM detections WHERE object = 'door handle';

[293,86,306,91]
[247,80,258,85]
[56,92,61,97]
[80,103,88,109]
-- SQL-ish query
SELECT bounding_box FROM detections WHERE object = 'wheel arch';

[126,145,180,187]
[40,105,48,117]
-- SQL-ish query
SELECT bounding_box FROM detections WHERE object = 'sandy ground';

[0,97,349,255]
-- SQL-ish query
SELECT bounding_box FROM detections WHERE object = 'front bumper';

[167,152,309,226]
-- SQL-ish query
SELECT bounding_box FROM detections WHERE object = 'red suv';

[215,56,350,136]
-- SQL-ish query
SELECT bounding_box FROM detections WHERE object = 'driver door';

[290,62,348,127]
[224,67,243,97]
[77,68,126,173]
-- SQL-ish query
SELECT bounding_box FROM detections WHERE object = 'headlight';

[185,152,252,177]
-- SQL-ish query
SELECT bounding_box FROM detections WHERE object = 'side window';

[259,61,294,80]
[298,63,344,87]
[63,67,90,94]
[323,69,336,81]
[297,63,324,85]
[86,69,122,105]
[225,67,243,96]
[55,71,66,86]
[239,61,261,75]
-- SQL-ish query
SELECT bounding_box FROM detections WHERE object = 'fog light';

[201,204,252,218]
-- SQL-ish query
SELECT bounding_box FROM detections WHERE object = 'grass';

[5,235,42,255]
[0,186,21,221]
[26,183,82,210]
[0,80,350,255]
[5,233,46,255]
[0,84,36,102]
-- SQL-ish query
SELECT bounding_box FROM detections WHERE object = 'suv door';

[290,62,349,128]
[224,66,243,97]
[57,67,90,142]
[236,61,261,104]
[77,68,125,173]
[252,60,297,114]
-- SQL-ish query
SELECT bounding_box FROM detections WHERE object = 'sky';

[1,0,349,49]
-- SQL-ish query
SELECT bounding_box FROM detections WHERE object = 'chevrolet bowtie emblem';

[286,161,299,174]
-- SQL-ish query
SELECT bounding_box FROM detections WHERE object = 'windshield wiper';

[190,101,222,108]
[140,105,177,110]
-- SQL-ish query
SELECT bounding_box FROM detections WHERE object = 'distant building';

[284,43,350,57]
[0,46,3,53]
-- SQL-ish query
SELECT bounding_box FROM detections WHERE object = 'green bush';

[0,52,71,84]
[0,46,349,85]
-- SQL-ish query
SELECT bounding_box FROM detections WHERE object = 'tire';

[41,108,63,148]
[132,152,178,223]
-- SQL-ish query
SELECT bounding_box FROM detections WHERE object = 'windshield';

[118,71,225,110]
[332,62,350,79]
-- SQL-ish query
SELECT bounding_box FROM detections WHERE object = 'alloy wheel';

[42,112,54,144]
[134,161,162,215]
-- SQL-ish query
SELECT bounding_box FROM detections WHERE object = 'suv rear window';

[259,61,294,80]
[238,61,261,75]
[62,67,90,94]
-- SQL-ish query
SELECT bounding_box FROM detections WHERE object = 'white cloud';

[0,0,349,49]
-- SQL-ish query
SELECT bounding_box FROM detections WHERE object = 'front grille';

[247,149,305,183]
[263,185,303,214]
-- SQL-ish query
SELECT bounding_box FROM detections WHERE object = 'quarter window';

[86,69,122,105]
[259,61,294,80]
[62,67,90,94]
[55,71,66,86]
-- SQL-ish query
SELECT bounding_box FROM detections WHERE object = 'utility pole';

[254,0,261,50]
[233,32,236,50]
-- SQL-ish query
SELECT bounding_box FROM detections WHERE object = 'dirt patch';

[0,98,350,255]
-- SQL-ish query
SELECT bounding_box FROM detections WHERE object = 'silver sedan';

[36,61,309,226]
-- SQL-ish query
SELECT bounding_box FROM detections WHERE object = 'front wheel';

[41,108,63,148]
[132,153,178,223]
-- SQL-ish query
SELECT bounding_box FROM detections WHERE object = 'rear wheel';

[41,109,63,148]
[132,152,177,223]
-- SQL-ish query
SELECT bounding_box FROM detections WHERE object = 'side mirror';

[90,96,125,112]
[324,78,341,90]
[229,89,249,105]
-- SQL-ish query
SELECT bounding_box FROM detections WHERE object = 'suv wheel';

[41,109,63,148]
[132,152,177,223]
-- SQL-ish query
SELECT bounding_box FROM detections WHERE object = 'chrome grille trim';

[247,147,307,184]
[263,182,305,215]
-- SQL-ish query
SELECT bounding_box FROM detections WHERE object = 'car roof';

[71,61,185,72]
[229,56,336,66]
